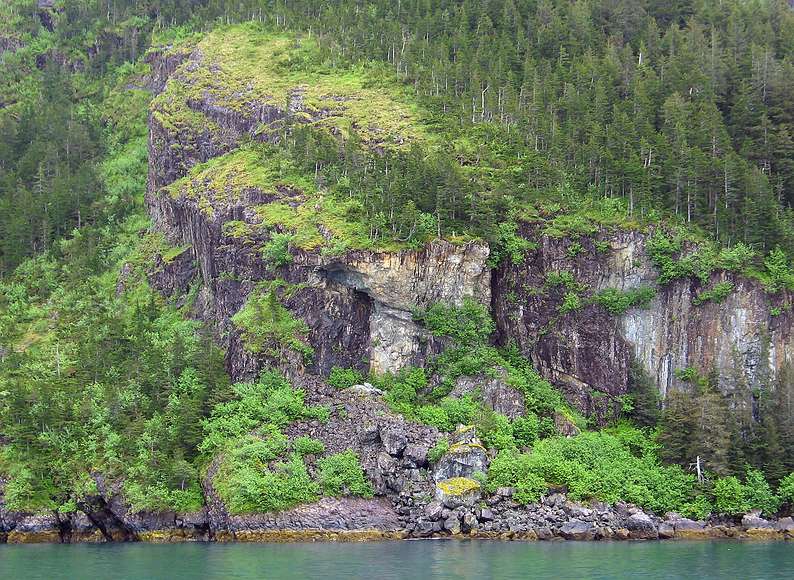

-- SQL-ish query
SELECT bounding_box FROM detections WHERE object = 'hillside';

[1,1,794,543]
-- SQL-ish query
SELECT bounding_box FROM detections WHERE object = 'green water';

[0,540,792,579]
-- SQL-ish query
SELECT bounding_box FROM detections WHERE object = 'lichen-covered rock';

[433,427,488,482]
[435,478,481,509]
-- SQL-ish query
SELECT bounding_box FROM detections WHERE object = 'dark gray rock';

[559,520,596,540]
[658,522,675,539]
[403,444,429,467]
[380,425,408,457]
[448,368,526,419]
[425,501,443,521]
[443,515,461,534]
[776,517,794,532]
[626,511,658,539]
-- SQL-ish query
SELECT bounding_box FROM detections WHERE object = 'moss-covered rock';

[435,477,481,509]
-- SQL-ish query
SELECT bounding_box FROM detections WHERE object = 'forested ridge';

[1,0,794,527]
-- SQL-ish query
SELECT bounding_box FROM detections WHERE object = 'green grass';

[151,23,430,147]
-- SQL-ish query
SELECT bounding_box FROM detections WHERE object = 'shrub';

[713,476,748,516]
[261,232,294,268]
[380,366,427,414]
[545,271,577,289]
[415,405,453,431]
[559,291,582,314]
[486,429,701,514]
[486,450,546,504]
[231,281,313,362]
[440,396,479,427]
[743,468,781,516]
[428,439,449,463]
[692,281,734,306]
[593,286,656,315]
[328,366,363,390]
[414,299,494,347]
[214,452,319,514]
[200,371,327,455]
[679,494,714,520]
[778,473,794,506]
[488,221,536,266]
[566,241,584,258]
[316,450,373,498]
[478,411,516,450]
[511,414,539,448]
[293,436,325,456]
[763,247,794,293]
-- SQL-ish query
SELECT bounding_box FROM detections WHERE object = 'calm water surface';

[1,540,792,579]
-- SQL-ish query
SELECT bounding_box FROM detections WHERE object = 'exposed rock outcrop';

[493,226,794,420]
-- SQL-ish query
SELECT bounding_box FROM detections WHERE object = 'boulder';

[379,425,407,457]
[448,368,526,419]
[669,517,708,538]
[435,477,482,509]
[741,512,775,530]
[433,427,488,481]
[776,517,794,533]
[348,383,384,397]
[626,511,658,539]
[414,520,436,537]
[559,520,596,541]
[535,526,554,540]
[443,514,461,534]
[424,501,443,521]
[658,522,676,539]
[403,443,429,467]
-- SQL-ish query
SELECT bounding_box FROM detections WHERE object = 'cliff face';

[144,38,793,420]
[144,37,490,382]
[493,226,794,419]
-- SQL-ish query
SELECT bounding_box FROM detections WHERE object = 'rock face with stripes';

[144,38,792,423]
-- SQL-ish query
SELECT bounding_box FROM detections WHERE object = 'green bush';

[414,298,494,347]
[511,414,539,448]
[261,232,294,268]
[593,286,656,315]
[316,450,373,498]
[692,281,734,305]
[545,271,577,289]
[713,476,748,516]
[762,247,794,293]
[478,411,516,450]
[200,371,328,455]
[486,429,702,514]
[488,221,536,266]
[293,436,325,456]
[214,452,319,514]
[231,281,314,362]
[559,291,582,314]
[486,450,547,504]
[743,468,781,516]
[778,473,794,506]
[328,366,363,389]
[428,439,449,463]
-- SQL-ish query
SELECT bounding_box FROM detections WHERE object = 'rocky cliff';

[494,226,794,419]
[144,31,794,422]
